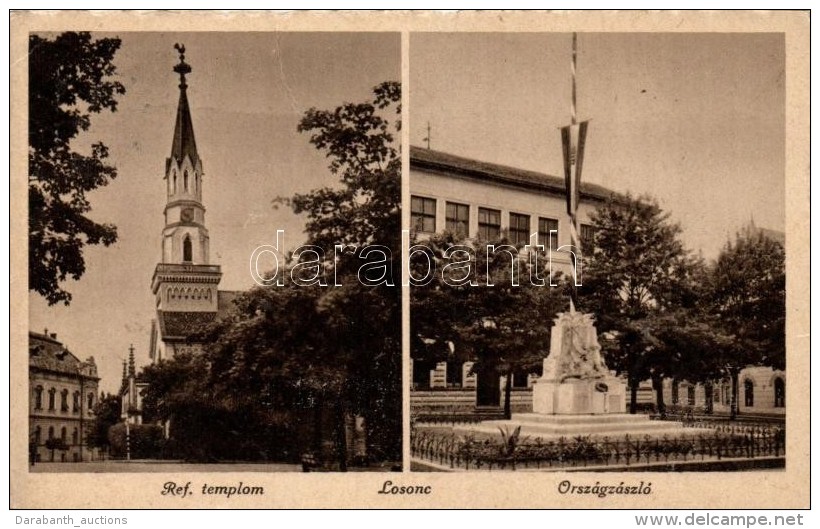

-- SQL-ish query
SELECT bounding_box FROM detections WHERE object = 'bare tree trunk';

[503,368,513,420]
[704,381,714,414]
[652,372,665,417]
[730,368,739,421]
[335,399,348,472]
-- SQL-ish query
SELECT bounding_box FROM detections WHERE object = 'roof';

[169,84,199,167]
[29,332,97,379]
[217,290,241,317]
[155,290,242,341]
[156,311,217,340]
[409,146,617,202]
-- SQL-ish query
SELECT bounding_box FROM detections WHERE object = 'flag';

[561,120,589,218]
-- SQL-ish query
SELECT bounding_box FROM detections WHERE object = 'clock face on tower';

[181,207,194,223]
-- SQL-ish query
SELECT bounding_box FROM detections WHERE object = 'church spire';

[170,43,199,167]
[128,344,136,377]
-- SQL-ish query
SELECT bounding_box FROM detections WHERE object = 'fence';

[410,426,785,471]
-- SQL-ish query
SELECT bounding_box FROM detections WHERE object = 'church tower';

[150,44,222,361]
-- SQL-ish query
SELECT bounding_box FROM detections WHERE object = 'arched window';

[72,428,78,445]
[73,391,80,412]
[34,386,43,410]
[184,170,189,192]
[60,426,67,442]
[183,235,192,262]
[87,393,94,411]
[173,170,177,193]
[48,388,56,410]
[744,379,754,407]
[47,426,54,440]
[34,426,41,444]
[60,389,69,411]
[774,378,785,408]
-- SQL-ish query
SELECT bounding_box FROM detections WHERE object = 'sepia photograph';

[408,32,787,472]
[10,10,809,511]
[26,31,402,472]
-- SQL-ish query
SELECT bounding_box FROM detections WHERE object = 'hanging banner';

[561,120,589,218]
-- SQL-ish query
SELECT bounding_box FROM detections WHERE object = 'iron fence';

[410,426,785,471]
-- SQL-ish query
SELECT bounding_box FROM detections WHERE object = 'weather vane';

[173,43,191,88]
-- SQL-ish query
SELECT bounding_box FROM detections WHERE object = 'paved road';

[29,461,302,473]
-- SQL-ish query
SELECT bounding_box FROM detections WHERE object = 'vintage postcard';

[10,10,810,510]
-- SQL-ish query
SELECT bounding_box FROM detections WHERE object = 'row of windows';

[170,169,198,196]
[33,386,94,413]
[32,425,80,445]
[411,195,594,248]
[671,378,785,408]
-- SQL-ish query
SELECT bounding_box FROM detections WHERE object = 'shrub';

[107,423,165,459]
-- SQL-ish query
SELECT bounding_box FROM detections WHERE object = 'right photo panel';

[408,33,785,472]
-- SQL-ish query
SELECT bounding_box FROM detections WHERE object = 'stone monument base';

[532,377,626,415]
[453,412,713,439]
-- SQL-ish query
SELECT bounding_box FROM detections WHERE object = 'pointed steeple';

[128,344,136,377]
[120,360,128,393]
[170,43,199,167]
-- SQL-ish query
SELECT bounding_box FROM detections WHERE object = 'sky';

[29,32,400,393]
[410,32,785,258]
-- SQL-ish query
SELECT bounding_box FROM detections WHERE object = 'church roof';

[156,311,217,340]
[170,86,199,167]
[409,146,617,202]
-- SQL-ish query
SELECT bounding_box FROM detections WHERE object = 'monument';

[531,307,626,415]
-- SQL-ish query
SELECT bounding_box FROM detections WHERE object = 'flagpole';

[569,32,580,311]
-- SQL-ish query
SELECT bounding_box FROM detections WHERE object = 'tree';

[579,194,702,413]
[29,32,126,305]
[87,392,122,453]
[704,227,785,418]
[44,437,69,462]
[410,231,566,419]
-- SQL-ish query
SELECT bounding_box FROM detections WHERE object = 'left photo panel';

[27,31,402,472]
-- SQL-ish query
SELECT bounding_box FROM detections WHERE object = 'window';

[445,202,469,236]
[671,380,679,405]
[34,426,41,444]
[687,386,696,406]
[774,378,785,408]
[72,428,78,446]
[87,393,94,411]
[410,196,436,233]
[478,208,501,240]
[48,426,54,440]
[580,223,596,250]
[743,380,754,407]
[60,426,67,442]
[509,213,530,246]
[184,170,189,192]
[172,170,177,193]
[183,235,193,262]
[538,217,559,250]
[73,391,80,412]
[34,386,43,410]
[48,388,56,410]
[60,389,69,412]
